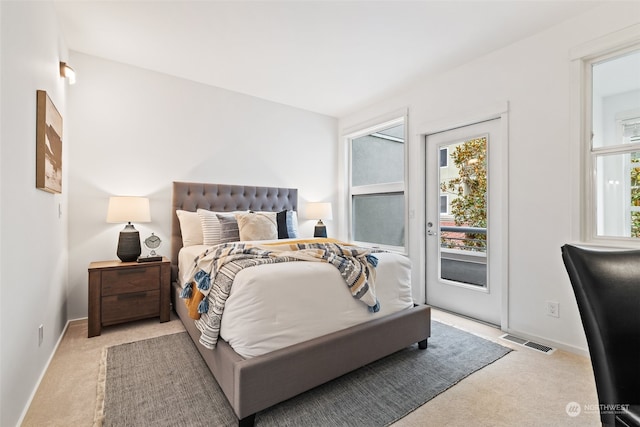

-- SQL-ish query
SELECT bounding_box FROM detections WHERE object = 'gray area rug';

[97,321,510,426]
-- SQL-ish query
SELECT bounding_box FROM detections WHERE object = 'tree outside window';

[440,136,487,251]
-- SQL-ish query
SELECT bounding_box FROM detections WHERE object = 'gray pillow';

[216,213,240,244]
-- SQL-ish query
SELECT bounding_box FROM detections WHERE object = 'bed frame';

[171,181,431,426]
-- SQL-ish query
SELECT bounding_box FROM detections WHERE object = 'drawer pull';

[117,292,147,300]
[116,269,147,275]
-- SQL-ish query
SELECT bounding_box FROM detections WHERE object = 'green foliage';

[632,212,640,238]
[440,137,487,249]
[632,160,640,238]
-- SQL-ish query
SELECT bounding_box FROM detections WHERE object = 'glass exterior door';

[425,119,502,325]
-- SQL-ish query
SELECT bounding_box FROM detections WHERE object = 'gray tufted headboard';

[171,182,298,282]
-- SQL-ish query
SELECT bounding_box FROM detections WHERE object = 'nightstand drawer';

[102,266,159,295]
[102,290,160,324]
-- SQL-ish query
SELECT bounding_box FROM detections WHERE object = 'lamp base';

[313,220,327,238]
[116,223,141,262]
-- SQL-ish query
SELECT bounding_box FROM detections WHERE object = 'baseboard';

[16,319,73,426]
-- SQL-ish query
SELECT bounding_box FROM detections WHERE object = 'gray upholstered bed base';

[171,182,431,426]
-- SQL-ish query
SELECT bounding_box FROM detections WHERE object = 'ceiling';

[53,1,604,118]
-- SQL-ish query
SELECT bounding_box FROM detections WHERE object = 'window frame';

[573,33,640,246]
[345,113,408,252]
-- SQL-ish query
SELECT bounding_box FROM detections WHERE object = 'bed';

[171,181,431,426]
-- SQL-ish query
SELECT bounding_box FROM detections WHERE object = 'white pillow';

[197,209,222,246]
[236,212,278,241]
[176,210,203,247]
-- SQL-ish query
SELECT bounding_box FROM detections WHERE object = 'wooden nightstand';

[88,257,170,337]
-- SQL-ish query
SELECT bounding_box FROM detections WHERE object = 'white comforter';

[178,242,413,358]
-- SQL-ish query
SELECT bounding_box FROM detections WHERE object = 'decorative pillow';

[216,213,241,243]
[276,210,299,239]
[236,212,278,241]
[197,209,222,246]
[176,210,203,246]
[287,210,299,238]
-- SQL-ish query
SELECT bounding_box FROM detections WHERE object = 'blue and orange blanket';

[180,238,381,349]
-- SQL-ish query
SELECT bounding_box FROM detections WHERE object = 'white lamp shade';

[306,202,333,220]
[106,196,151,223]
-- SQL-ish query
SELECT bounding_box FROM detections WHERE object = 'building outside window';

[440,194,449,215]
[439,147,449,167]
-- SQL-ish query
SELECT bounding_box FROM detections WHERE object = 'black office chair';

[561,244,640,427]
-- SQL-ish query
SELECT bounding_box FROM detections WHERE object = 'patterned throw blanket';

[180,239,381,350]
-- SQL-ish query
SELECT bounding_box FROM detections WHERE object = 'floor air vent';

[500,334,556,354]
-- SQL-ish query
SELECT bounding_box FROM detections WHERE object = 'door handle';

[427,222,437,236]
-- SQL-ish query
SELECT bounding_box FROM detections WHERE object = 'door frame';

[416,101,510,329]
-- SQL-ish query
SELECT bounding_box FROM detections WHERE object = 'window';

[347,116,406,250]
[587,47,640,240]
[440,194,449,215]
[439,147,449,167]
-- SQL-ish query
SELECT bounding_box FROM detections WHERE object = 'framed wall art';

[36,90,63,194]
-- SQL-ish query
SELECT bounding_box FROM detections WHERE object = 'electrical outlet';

[546,301,559,318]
[38,324,44,346]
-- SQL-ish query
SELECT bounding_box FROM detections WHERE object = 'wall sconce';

[59,61,76,84]
[106,196,151,262]
[306,202,333,238]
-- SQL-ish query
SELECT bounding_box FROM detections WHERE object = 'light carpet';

[96,321,511,427]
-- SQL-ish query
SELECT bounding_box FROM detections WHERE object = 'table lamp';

[106,196,151,262]
[306,202,333,238]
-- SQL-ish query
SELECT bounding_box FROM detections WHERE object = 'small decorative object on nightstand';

[138,233,162,263]
[88,257,170,337]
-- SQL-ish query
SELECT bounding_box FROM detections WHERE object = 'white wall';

[339,2,640,353]
[66,52,338,320]
[0,2,69,426]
